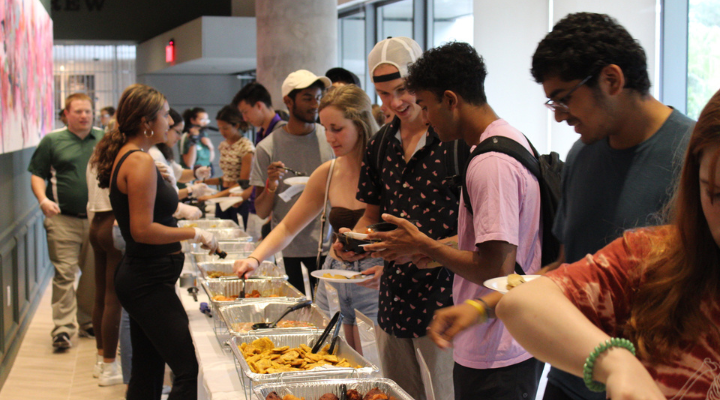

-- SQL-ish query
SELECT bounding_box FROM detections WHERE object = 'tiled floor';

[0,282,126,400]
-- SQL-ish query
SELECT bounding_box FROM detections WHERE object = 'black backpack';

[462,135,564,273]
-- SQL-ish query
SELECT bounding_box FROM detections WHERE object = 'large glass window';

[338,11,367,87]
[378,0,414,40]
[432,0,474,47]
[53,44,136,129]
[687,0,720,119]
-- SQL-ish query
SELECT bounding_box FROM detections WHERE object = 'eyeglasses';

[545,75,592,113]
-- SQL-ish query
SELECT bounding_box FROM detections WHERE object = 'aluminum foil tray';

[219,300,331,337]
[253,378,415,400]
[201,277,303,306]
[230,333,380,386]
[178,219,239,229]
[185,240,256,254]
[197,261,286,280]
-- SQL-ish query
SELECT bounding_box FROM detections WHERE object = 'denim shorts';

[314,257,380,325]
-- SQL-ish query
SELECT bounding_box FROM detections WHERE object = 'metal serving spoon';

[251,299,313,330]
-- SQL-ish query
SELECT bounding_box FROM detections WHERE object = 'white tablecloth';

[179,282,248,400]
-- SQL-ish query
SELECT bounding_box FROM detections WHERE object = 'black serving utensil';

[215,249,227,259]
[339,383,347,400]
[251,299,313,330]
[238,276,246,299]
[311,311,341,353]
[281,166,307,176]
[327,313,345,355]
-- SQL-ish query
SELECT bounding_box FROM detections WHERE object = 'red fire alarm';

[166,39,175,63]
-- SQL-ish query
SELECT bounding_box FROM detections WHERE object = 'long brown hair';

[90,84,167,188]
[625,89,720,363]
[319,84,379,153]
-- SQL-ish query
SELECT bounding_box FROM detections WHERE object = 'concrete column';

[256,0,338,110]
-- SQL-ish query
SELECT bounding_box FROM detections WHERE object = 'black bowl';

[338,232,378,254]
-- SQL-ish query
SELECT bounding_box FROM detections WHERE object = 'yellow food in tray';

[506,273,526,290]
[207,271,236,278]
[239,338,361,374]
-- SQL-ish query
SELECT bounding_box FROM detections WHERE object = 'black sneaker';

[52,332,72,350]
[78,326,95,338]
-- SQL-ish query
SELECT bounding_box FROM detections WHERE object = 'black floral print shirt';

[356,119,462,338]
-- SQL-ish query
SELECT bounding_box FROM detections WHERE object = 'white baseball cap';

[281,70,332,98]
[368,37,423,82]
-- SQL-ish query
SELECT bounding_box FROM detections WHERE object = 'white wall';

[474,0,661,158]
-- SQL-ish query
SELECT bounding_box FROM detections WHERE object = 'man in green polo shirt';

[28,93,104,350]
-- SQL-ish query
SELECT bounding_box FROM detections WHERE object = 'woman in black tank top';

[90,84,219,400]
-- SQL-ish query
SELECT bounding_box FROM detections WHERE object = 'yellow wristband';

[464,299,489,324]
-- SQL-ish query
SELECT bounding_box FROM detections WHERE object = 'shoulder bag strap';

[316,159,336,267]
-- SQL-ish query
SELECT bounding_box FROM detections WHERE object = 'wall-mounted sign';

[165,39,175,63]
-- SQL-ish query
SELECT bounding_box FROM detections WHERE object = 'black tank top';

[109,149,181,257]
[328,207,365,235]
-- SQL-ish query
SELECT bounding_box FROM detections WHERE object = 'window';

[378,0,414,40]
[338,10,367,87]
[53,44,136,128]
[432,0,474,47]
[687,0,720,119]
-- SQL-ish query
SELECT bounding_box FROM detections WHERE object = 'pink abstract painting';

[1,0,53,154]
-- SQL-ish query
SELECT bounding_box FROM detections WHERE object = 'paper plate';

[311,269,373,283]
[284,176,310,186]
[229,186,244,194]
[483,275,541,294]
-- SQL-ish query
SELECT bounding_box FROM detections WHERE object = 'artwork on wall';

[1,0,54,154]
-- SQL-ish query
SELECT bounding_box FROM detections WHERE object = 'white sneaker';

[93,355,103,378]
[98,361,123,387]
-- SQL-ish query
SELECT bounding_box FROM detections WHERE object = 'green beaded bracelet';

[582,338,636,392]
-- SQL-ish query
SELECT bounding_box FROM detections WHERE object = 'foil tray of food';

[197,260,286,280]
[254,378,414,400]
[230,333,379,387]
[200,277,302,306]
[219,300,330,336]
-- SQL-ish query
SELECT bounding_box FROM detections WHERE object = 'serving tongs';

[311,311,344,354]
[251,299,313,330]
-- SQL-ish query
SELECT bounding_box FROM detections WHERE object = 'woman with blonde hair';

[91,83,218,400]
[233,84,381,351]
[497,89,720,399]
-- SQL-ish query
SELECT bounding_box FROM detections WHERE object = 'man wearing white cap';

[334,37,465,400]
[248,70,335,292]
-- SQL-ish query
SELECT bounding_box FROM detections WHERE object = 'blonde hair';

[319,84,379,152]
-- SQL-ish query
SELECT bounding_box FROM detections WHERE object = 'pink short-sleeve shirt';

[452,119,542,369]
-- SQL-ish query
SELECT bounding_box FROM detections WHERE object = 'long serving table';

[179,280,248,400]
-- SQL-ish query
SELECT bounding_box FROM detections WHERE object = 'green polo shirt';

[28,127,104,216]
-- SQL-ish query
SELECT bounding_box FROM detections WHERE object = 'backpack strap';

[374,123,393,173]
[462,136,541,275]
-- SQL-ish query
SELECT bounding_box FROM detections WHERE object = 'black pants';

[214,200,250,230]
[283,256,324,296]
[115,253,198,400]
[543,381,577,400]
[453,358,544,400]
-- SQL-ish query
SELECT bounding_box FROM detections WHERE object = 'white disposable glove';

[194,166,211,180]
[40,198,61,218]
[174,203,202,220]
[192,228,218,254]
[155,161,176,186]
[188,182,212,198]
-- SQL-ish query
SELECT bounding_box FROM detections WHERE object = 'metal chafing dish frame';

[229,332,380,399]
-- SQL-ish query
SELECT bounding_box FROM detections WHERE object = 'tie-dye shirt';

[356,119,462,338]
[546,227,720,400]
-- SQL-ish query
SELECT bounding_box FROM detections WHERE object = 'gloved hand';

[192,228,218,255]
[174,203,202,220]
[194,166,211,180]
[188,182,212,198]
[40,198,61,218]
[155,161,176,186]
